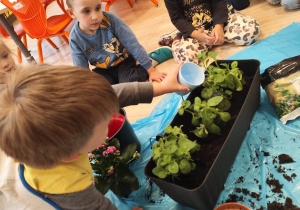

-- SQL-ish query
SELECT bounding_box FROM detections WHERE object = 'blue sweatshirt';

[69,12,152,70]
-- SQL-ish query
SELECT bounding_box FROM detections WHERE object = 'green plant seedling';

[152,125,200,181]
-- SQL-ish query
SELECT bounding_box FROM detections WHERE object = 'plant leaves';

[179,159,192,174]
[167,162,179,174]
[207,96,223,107]
[219,112,231,122]
[178,108,184,115]
[152,166,168,179]
[107,138,121,150]
[94,176,113,195]
[201,88,213,99]
[206,123,221,135]
[218,99,231,111]
[120,143,137,163]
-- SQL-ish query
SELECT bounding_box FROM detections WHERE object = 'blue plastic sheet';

[106,23,300,209]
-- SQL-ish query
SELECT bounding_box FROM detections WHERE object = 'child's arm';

[112,62,189,108]
[69,29,90,70]
[164,0,196,38]
[107,13,162,79]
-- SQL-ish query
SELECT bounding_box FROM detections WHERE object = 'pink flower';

[106,146,116,154]
[88,153,94,158]
[115,150,120,154]
[108,166,114,175]
[103,151,108,156]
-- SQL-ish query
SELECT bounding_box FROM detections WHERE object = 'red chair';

[0,19,27,63]
[1,0,73,63]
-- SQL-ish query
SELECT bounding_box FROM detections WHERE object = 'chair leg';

[22,35,28,48]
[150,0,159,6]
[17,35,28,63]
[37,39,44,63]
[17,48,22,63]
[105,0,118,11]
[61,35,69,44]
[46,38,58,50]
[127,0,133,7]
[61,31,69,44]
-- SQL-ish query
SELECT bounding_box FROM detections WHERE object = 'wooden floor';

[2,0,300,123]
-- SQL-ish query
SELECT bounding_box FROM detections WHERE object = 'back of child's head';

[0,63,119,169]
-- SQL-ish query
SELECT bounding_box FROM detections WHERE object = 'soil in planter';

[160,75,254,189]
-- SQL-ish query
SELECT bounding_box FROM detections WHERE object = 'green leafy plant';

[178,96,231,138]
[89,138,140,197]
[152,125,200,181]
[196,51,246,100]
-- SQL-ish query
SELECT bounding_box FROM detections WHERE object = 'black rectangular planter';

[144,59,261,210]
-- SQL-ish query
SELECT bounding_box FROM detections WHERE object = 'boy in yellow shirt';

[0,63,189,209]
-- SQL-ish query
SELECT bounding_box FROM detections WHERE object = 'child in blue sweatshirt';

[67,0,172,85]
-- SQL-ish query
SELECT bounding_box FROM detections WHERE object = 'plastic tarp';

[105,22,300,209]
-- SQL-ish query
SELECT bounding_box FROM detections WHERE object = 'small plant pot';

[214,202,251,210]
[176,62,205,96]
[107,108,141,152]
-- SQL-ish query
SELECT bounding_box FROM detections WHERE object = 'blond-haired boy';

[66,0,173,85]
[0,63,189,209]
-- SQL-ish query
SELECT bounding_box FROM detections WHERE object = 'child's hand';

[147,66,167,82]
[191,27,215,45]
[152,62,190,96]
[211,24,225,45]
[132,206,143,210]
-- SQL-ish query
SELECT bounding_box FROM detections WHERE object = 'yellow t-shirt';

[24,153,93,194]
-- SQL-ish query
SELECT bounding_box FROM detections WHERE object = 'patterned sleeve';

[164,0,196,38]
[211,0,228,26]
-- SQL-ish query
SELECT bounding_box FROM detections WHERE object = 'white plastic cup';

[176,62,205,96]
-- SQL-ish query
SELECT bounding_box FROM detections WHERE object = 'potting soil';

[104,23,300,210]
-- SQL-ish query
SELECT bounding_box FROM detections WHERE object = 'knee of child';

[266,0,281,5]
[281,0,300,10]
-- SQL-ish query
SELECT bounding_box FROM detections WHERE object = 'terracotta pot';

[214,202,251,210]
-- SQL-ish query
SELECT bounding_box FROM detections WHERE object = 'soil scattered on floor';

[268,197,300,210]
[278,154,295,164]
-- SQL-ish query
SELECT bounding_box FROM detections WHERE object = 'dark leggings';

[227,0,250,10]
[92,55,149,85]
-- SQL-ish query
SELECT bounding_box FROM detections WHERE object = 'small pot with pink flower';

[89,138,140,197]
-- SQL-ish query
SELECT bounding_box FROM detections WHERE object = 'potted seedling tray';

[144,59,261,210]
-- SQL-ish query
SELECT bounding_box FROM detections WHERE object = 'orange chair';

[0,19,27,63]
[40,0,55,10]
[1,0,73,63]
[102,0,159,11]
